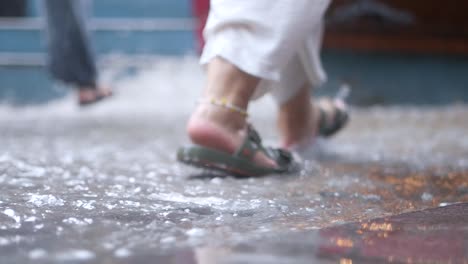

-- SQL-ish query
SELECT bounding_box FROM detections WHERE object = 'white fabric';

[201,0,330,104]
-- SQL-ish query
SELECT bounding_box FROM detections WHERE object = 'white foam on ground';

[3,208,20,223]
[149,192,228,207]
[62,217,94,226]
[28,248,48,259]
[149,191,265,211]
[55,249,95,261]
[28,194,65,207]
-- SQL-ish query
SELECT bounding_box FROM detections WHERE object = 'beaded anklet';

[198,98,249,118]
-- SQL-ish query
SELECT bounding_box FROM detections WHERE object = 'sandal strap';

[234,124,294,168]
[234,124,263,160]
[264,147,294,168]
[317,100,349,137]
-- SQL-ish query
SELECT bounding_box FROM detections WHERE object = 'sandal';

[316,98,349,137]
[316,85,350,137]
[177,124,297,177]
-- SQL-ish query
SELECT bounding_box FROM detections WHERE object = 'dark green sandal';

[177,125,297,177]
[317,99,349,137]
[316,85,350,137]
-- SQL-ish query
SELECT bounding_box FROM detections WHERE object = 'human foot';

[179,57,295,176]
[278,87,349,149]
[187,103,278,169]
[179,103,294,176]
[78,86,113,106]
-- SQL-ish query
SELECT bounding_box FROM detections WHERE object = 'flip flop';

[177,124,297,177]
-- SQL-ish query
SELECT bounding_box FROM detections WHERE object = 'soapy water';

[0,56,467,263]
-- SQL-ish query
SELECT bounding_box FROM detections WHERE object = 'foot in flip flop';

[78,86,113,106]
[178,103,296,177]
[315,97,349,138]
[278,86,350,149]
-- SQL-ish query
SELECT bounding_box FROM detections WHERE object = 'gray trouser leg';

[43,0,97,89]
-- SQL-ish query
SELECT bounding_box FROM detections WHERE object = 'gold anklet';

[198,98,249,117]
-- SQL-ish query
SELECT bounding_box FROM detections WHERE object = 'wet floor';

[0,58,467,263]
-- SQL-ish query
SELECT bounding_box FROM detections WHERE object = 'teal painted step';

[0,28,195,55]
[27,0,192,18]
[0,65,61,105]
[93,30,194,55]
[93,0,192,18]
[0,29,42,53]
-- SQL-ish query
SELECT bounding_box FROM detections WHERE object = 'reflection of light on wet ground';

[318,203,467,264]
[335,238,354,248]
[339,259,352,264]
[361,222,393,232]
[0,57,467,263]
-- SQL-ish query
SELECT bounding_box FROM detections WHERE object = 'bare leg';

[277,84,317,148]
[187,57,277,168]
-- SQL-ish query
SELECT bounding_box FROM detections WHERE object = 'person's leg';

[43,0,111,105]
[276,84,348,147]
[271,20,348,149]
[44,0,97,89]
[185,1,331,169]
[276,83,315,148]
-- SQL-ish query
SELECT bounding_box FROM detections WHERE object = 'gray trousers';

[43,0,97,89]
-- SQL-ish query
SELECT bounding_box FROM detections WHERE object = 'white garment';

[201,0,330,104]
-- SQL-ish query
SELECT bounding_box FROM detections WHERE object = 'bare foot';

[78,86,113,106]
[187,104,277,169]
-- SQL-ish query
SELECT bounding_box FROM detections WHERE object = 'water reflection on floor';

[0,60,467,263]
[178,203,467,264]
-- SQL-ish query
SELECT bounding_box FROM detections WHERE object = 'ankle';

[190,104,247,132]
[204,57,259,109]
